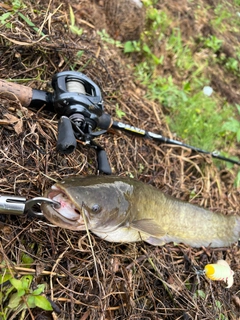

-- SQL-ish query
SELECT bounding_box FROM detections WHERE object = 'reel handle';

[57,116,77,154]
[96,148,111,174]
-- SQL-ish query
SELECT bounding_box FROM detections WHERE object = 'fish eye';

[91,204,101,213]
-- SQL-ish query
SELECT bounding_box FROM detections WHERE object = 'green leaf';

[18,12,46,37]
[147,8,158,20]
[237,129,240,142]
[27,295,36,308]
[8,292,21,309]
[0,12,11,24]
[143,43,151,54]
[151,54,163,65]
[196,289,206,299]
[124,41,137,53]
[12,0,25,10]
[21,275,33,290]
[183,82,191,92]
[222,118,239,132]
[236,104,240,114]
[0,273,13,285]
[34,296,53,311]
[76,50,84,58]
[234,170,240,188]
[4,284,16,303]
[9,278,23,291]
[69,5,75,26]
[33,284,45,296]
[17,289,25,297]
[21,253,34,268]
[115,104,126,119]
[215,300,222,309]
[70,25,83,36]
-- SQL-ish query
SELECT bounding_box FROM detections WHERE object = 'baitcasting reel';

[52,72,111,153]
[28,71,113,173]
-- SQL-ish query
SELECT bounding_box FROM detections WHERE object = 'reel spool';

[66,77,86,94]
[52,71,104,123]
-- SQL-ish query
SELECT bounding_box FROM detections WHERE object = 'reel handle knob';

[56,116,77,154]
[97,148,111,174]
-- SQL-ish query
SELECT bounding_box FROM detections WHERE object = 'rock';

[104,0,145,42]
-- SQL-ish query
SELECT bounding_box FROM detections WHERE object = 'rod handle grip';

[0,79,33,107]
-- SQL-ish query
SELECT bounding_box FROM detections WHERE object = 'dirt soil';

[0,0,240,319]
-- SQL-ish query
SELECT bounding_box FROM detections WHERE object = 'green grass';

[124,34,235,152]
[134,70,234,151]
[123,0,240,173]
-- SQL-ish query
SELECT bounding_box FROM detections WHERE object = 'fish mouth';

[41,185,87,230]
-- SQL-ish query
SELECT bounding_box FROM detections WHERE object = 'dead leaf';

[2,113,23,134]
[0,3,11,9]
[13,118,23,134]
[2,113,19,124]
[0,119,13,125]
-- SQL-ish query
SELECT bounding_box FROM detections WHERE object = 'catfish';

[41,175,240,248]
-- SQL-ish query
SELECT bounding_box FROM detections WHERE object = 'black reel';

[52,71,112,174]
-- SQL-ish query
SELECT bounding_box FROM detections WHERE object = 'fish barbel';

[41,175,240,247]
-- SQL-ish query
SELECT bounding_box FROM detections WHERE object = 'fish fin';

[145,236,166,246]
[130,219,165,238]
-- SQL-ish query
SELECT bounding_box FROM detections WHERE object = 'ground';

[0,0,240,319]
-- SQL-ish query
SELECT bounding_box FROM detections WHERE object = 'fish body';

[41,175,240,248]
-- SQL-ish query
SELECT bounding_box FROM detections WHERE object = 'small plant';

[225,57,239,75]
[0,0,48,38]
[193,289,206,299]
[11,0,25,10]
[166,28,195,71]
[0,12,12,28]
[0,256,52,319]
[212,4,232,30]
[222,104,240,142]
[115,103,126,119]
[69,5,83,36]
[0,0,26,28]
[124,4,170,68]
[8,276,52,311]
[235,171,240,188]
[215,300,229,320]
[97,30,122,48]
[124,40,163,66]
[146,7,171,33]
[203,35,223,52]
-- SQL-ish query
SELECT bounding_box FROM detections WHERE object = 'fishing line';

[81,202,105,297]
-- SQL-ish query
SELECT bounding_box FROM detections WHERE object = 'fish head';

[41,176,133,232]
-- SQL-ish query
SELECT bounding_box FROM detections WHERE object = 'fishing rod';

[0,71,239,174]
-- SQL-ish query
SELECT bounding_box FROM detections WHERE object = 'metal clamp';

[0,195,60,218]
[0,195,26,215]
[24,197,61,217]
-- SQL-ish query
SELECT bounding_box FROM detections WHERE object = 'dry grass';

[0,0,240,319]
